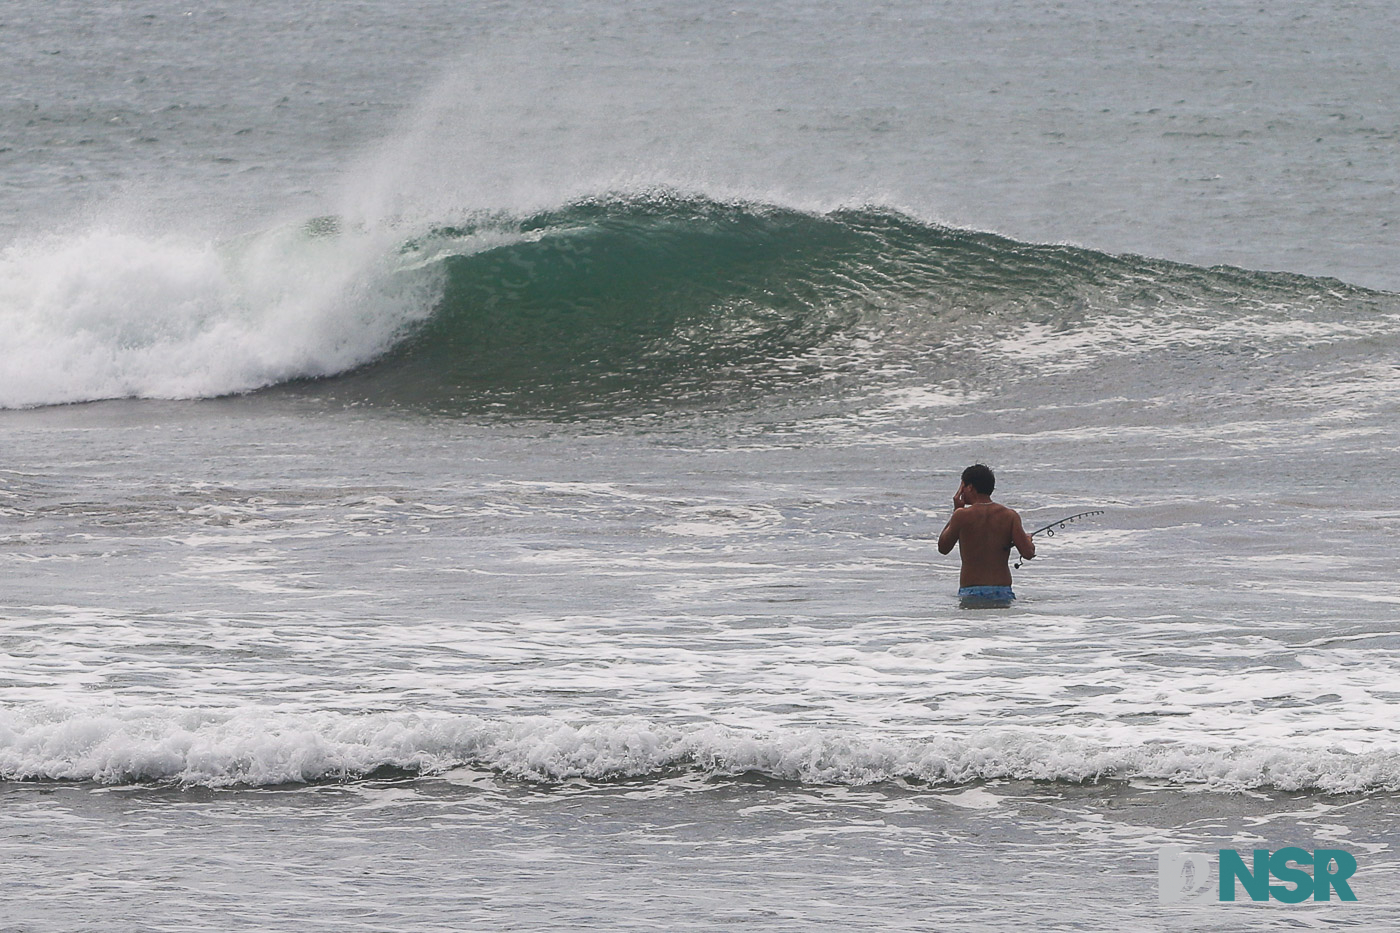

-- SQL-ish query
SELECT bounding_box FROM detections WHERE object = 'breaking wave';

[2,191,1392,413]
[2,704,1395,794]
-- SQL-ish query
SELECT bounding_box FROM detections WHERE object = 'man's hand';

[952,483,967,510]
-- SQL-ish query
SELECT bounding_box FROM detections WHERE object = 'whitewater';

[4,1,1400,930]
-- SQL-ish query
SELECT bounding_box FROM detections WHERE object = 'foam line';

[2,704,1395,792]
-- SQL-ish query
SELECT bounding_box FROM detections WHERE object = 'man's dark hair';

[961,463,995,495]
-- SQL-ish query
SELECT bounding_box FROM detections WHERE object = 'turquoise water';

[3,1,1400,929]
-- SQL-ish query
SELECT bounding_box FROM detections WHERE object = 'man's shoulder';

[986,502,1022,526]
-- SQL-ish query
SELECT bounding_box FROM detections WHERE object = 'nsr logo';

[1159,846,1358,904]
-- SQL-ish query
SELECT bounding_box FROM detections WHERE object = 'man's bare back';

[937,465,1035,589]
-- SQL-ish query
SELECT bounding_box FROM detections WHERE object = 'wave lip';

[2,705,1394,794]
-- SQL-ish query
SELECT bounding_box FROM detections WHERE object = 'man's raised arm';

[938,484,966,554]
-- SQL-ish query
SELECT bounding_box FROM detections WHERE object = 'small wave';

[1,704,1394,794]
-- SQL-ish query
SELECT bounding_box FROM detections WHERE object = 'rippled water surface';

[4,0,1400,929]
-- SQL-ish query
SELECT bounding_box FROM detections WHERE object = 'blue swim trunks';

[958,585,1015,607]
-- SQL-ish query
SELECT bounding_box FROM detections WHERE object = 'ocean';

[3,1,1400,929]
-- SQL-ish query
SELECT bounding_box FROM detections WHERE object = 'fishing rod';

[1028,510,1104,539]
[1014,510,1104,568]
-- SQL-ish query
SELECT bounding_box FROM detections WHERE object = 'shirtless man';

[937,464,1035,607]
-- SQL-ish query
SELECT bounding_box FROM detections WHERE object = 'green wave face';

[297,193,1389,417]
[361,196,867,415]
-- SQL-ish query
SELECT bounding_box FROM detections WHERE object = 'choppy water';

[4,1,1400,930]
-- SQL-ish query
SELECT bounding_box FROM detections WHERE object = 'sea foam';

[0,223,438,409]
[1,704,1395,793]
